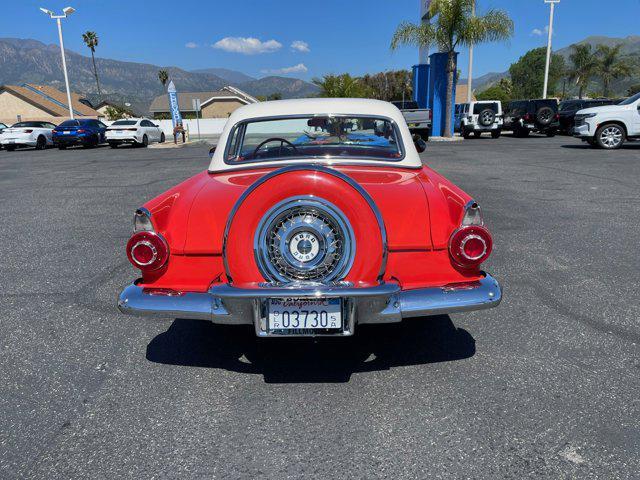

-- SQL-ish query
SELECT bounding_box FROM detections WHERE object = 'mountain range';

[467,35,640,96]
[0,38,319,112]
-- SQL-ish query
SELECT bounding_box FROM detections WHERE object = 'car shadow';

[561,143,640,149]
[146,316,476,383]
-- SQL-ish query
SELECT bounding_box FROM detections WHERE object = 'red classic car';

[118,99,502,337]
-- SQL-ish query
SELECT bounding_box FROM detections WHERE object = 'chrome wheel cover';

[600,126,623,148]
[254,197,355,283]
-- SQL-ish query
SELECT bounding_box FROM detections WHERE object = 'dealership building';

[0,83,99,125]
[148,85,258,120]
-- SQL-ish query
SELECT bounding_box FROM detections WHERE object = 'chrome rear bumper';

[118,274,502,333]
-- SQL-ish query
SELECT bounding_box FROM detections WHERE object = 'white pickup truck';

[392,101,432,141]
[573,92,640,149]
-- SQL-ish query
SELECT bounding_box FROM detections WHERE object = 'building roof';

[149,86,258,113]
[208,98,422,172]
[455,84,476,103]
[0,83,99,117]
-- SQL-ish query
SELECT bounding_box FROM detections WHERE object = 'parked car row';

[451,93,639,149]
[0,118,166,151]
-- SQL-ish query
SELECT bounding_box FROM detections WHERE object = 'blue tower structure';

[411,1,458,136]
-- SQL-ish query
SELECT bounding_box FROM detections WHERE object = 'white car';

[106,118,166,148]
[455,101,503,139]
[0,121,56,151]
[573,92,640,149]
[0,122,6,150]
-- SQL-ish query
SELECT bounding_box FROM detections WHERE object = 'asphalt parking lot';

[1,135,639,479]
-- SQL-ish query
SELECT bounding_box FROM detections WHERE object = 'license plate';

[267,298,342,334]
[63,131,71,135]
[409,123,418,127]
[6,139,15,144]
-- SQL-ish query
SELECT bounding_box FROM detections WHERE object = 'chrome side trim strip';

[221,164,389,283]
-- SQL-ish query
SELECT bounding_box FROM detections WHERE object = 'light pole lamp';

[40,6,76,119]
[542,0,560,99]
[466,0,475,104]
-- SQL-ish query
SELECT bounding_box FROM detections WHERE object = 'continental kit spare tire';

[223,166,387,287]
[478,108,495,127]
[536,106,554,126]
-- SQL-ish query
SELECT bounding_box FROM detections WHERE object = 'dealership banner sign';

[167,81,183,127]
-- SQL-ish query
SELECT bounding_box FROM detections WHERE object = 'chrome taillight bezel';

[449,225,493,268]
[126,231,169,271]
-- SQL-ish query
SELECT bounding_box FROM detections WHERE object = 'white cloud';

[261,63,308,75]
[185,42,198,48]
[290,40,310,53]
[531,26,549,36]
[213,37,282,55]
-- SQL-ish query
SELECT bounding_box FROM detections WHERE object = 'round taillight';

[126,231,169,271]
[449,226,493,268]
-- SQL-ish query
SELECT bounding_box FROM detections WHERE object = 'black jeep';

[503,99,559,137]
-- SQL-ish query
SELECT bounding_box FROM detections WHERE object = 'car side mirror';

[412,134,426,153]
[209,146,216,158]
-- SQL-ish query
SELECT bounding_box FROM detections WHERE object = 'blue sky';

[1,0,639,80]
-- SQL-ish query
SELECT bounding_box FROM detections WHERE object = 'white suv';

[455,101,503,139]
[573,92,640,149]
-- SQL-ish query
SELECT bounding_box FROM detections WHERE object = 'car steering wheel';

[252,137,299,157]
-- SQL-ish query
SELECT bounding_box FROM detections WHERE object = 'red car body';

[118,99,501,337]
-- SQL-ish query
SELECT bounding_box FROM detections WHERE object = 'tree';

[476,78,512,103]
[567,44,599,99]
[390,0,513,137]
[312,74,370,98]
[82,31,101,95]
[158,70,169,89]
[627,84,640,96]
[361,70,413,101]
[509,47,565,99]
[596,45,633,97]
[104,105,134,121]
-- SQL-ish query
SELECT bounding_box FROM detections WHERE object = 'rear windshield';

[506,101,528,112]
[112,120,137,126]
[12,121,50,128]
[226,115,404,163]
[392,101,419,110]
[533,99,558,111]
[59,120,80,127]
[474,103,498,114]
[559,100,583,111]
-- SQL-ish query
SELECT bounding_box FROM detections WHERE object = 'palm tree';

[158,70,169,89]
[567,44,599,99]
[391,0,513,137]
[82,31,101,95]
[312,74,369,98]
[596,45,632,97]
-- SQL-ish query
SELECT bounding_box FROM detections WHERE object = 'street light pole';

[40,7,76,119]
[466,0,475,103]
[542,0,559,99]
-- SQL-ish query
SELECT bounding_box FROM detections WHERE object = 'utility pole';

[466,0,475,103]
[542,0,560,99]
[40,7,76,119]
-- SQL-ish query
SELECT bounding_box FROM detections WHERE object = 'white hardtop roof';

[208,98,422,172]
